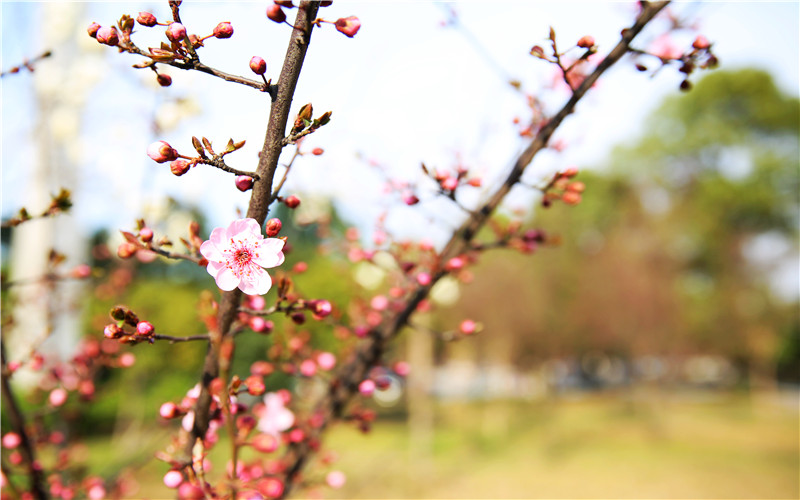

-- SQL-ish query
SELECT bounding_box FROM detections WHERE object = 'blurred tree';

[453,69,799,386]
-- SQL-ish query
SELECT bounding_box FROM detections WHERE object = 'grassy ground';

[83,389,798,499]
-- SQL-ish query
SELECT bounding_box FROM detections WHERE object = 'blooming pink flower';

[256,392,295,438]
[200,218,285,295]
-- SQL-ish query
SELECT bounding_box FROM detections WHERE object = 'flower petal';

[226,218,261,240]
[214,267,240,291]
[200,239,224,262]
[253,238,286,268]
[238,267,271,295]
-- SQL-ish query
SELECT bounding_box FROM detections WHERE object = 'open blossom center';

[227,240,259,277]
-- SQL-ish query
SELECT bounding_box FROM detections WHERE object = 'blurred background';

[1,2,798,499]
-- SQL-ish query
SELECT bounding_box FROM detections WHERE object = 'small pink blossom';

[163,470,183,489]
[326,471,346,489]
[200,218,285,295]
[359,379,375,396]
[299,359,317,377]
[256,392,295,438]
[317,352,336,371]
[49,388,68,407]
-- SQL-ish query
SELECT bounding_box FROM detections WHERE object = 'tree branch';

[277,2,671,496]
[182,0,321,472]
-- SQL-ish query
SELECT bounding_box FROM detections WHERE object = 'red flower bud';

[566,181,585,193]
[266,4,287,24]
[213,22,233,39]
[441,176,458,191]
[334,16,361,38]
[159,402,180,419]
[692,35,710,50]
[577,35,595,48]
[170,159,191,176]
[561,166,579,178]
[147,141,178,163]
[136,321,155,336]
[252,433,278,453]
[561,191,582,205]
[265,218,282,237]
[311,147,324,156]
[117,242,138,259]
[137,12,157,27]
[310,299,332,320]
[403,191,419,206]
[166,22,187,42]
[156,74,172,87]
[104,323,124,339]
[87,22,101,38]
[139,227,154,242]
[284,195,301,209]
[459,319,477,335]
[245,375,266,396]
[235,175,254,192]
[249,56,267,75]
[95,26,119,46]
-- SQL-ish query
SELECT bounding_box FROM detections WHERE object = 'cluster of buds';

[89,8,237,88]
[103,305,156,345]
[146,137,253,190]
[529,27,599,92]
[422,163,482,199]
[265,1,359,39]
[540,167,584,207]
[288,103,332,143]
[633,33,718,91]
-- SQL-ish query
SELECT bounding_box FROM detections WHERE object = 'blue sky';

[2,2,798,239]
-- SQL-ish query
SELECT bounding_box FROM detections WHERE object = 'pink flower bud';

[299,359,317,377]
[311,299,332,320]
[79,380,96,399]
[119,352,136,367]
[235,176,254,192]
[71,264,92,279]
[159,402,180,419]
[95,26,119,46]
[252,433,278,453]
[266,4,287,24]
[265,218,282,237]
[359,379,375,396]
[49,388,68,407]
[103,323,123,339]
[692,35,710,50]
[326,471,346,489]
[249,56,267,75]
[178,482,204,499]
[577,35,595,48]
[166,23,187,42]
[416,272,432,286]
[147,141,178,163]
[567,181,585,193]
[370,295,388,311]
[317,352,336,371]
[251,361,274,376]
[311,147,324,156]
[87,22,101,38]
[170,159,191,176]
[139,227,154,243]
[441,176,458,191]
[257,478,284,499]
[136,321,154,336]
[403,191,419,205]
[562,166,579,178]
[117,242,138,259]
[459,319,477,335]
[156,74,172,87]
[445,256,465,271]
[2,433,22,449]
[245,375,266,396]
[394,361,410,377]
[137,12,157,27]
[163,470,183,489]
[284,195,300,209]
[213,22,233,39]
[561,191,582,205]
[334,16,361,38]
[288,428,305,443]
